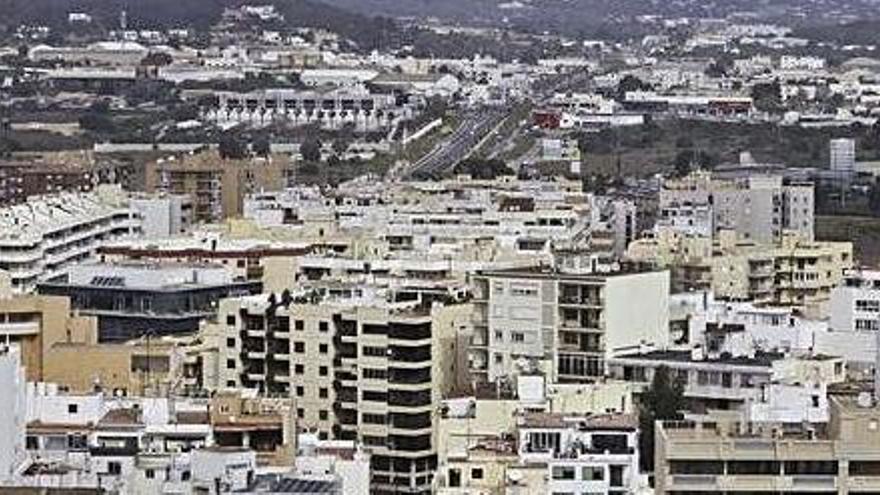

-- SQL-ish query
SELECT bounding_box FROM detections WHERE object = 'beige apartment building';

[655,394,880,494]
[145,150,295,223]
[627,229,852,316]
[0,273,97,382]
[195,291,472,495]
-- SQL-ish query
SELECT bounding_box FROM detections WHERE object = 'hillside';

[0,0,401,49]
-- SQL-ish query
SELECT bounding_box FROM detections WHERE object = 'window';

[318,431,328,440]
[363,346,386,357]
[68,404,78,414]
[296,386,304,397]
[363,368,387,380]
[362,413,386,424]
[294,320,304,331]
[294,342,305,353]
[226,337,235,348]
[181,471,191,481]
[107,462,122,475]
[319,387,328,398]
[145,469,155,479]
[319,410,328,420]
[448,468,461,487]
[25,436,38,450]
[226,380,236,387]
[226,315,236,326]
[471,468,484,480]
[226,359,236,370]
[512,332,525,343]
[364,436,385,447]
[552,466,576,480]
[319,321,329,332]
[319,343,328,354]
[295,364,304,375]
[319,366,328,376]
[583,466,604,480]
[297,408,304,419]
[494,331,503,341]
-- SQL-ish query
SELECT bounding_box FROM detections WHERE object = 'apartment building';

[206,86,413,131]
[0,154,133,206]
[0,346,26,483]
[98,234,313,292]
[608,349,845,413]
[627,229,852,316]
[145,150,295,223]
[470,259,670,386]
[13,386,284,493]
[38,262,261,342]
[660,171,814,244]
[197,291,472,494]
[0,273,98,382]
[655,394,880,494]
[830,269,880,333]
[0,186,141,292]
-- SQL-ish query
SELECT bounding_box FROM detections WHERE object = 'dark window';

[296,386,304,397]
[319,388,328,398]
[226,338,235,348]
[319,321,329,332]
[471,468,483,480]
[319,410,328,420]
[294,342,305,353]
[297,408,304,418]
[226,359,235,369]
[294,320,304,331]
[319,344,328,354]
[319,366,328,376]
[108,462,122,475]
[295,364,304,375]
[226,315,236,326]
[68,404,78,414]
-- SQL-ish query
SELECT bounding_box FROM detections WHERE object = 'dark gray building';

[38,262,261,342]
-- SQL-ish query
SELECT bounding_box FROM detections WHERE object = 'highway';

[404,107,508,179]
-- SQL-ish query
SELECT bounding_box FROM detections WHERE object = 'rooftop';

[612,349,785,367]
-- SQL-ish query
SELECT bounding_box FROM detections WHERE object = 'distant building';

[145,151,295,223]
[830,137,856,174]
[660,171,814,244]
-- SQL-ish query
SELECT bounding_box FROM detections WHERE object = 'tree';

[615,75,652,100]
[751,81,783,113]
[140,52,173,66]
[218,134,247,159]
[300,137,322,162]
[252,136,271,156]
[638,366,685,472]
[869,179,880,217]
[453,158,514,180]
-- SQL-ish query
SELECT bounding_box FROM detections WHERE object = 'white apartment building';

[471,258,670,386]
[660,171,814,243]
[0,345,26,482]
[206,86,413,131]
[830,137,856,174]
[128,193,192,238]
[830,269,880,333]
[0,186,142,293]
[519,413,640,495]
